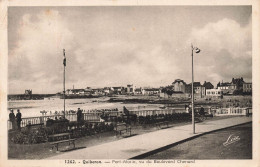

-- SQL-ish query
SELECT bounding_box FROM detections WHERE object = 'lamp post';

[191,44,200,134]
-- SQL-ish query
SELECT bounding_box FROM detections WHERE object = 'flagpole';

[63,49,66,117]
[191,44,195,134]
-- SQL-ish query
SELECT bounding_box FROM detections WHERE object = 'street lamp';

[191,44,200,134]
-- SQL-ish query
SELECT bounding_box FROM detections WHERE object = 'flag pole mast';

[63,49,66,117]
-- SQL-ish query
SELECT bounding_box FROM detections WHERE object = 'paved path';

[47,116,252,159]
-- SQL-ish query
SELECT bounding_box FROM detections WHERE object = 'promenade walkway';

[47,116,252,159]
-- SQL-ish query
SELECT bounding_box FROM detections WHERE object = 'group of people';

[9,109,22,130]
[40,108,120,116]
[185,104,206,116]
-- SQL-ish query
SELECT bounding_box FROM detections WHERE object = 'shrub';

[10,127,48,144]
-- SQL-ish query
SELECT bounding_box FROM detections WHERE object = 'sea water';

[8,97,160,117]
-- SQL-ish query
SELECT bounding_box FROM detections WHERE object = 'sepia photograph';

[1,2,259,166]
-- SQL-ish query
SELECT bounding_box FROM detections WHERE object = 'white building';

[141,88,160,95]
[206,89,223,99]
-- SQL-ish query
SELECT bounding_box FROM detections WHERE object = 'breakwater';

[8,94,56,100]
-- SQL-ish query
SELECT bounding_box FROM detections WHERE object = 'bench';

[50,139,76,151]
[49,133,76,151]
[115,123,131,136]
[155,121,169,129]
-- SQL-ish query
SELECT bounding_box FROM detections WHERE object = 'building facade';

[206,89,223,99]
[203,81,214,90]
[186,82,206,98]
[25,89,32,95]
[172,79,186,93]
[243,83,252,93]
[141,88,160,95]
[112,87,126,95]
[127,84,134,94]
[134,88,142,95]
[216,82,237,94]
[217,77,245,95]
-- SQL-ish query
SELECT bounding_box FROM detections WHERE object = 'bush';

[10,127,48,144]
[10,119,116,144]
[136,113,191,125]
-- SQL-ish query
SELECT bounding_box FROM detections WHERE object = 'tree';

[161,86,174,96]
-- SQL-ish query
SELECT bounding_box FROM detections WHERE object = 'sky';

[8,6,252,94]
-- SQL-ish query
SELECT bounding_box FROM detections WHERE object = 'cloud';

[9,9,75,93]
[8,8,252,94]
[189,18,251,58]
[187,18,252,85]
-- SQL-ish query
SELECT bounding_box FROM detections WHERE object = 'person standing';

[16,109,22,130]
[199,106,205,116]
[9,109,16,130]
[77,108,82,122]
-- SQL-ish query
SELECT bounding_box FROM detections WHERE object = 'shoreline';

[7,95,252,117]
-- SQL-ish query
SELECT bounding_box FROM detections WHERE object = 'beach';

[8,96,163,117]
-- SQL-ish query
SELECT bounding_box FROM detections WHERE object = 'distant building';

[217,77,245,95]
[84,87,92,95]
[203,81,214,90]
[25,89,32,95]
[23,89,33,100]
[112,86,126,95]
[186,82,206,98]
[103,87,113,95]
[159,85,189,99]
[91,88,104,95]
[134,88,142,95]
[243,82,252,93]
[217,82,236,94]
[66,89,73,95]
[127,84,134,94]
[206,89,223,99]
[141,88,160,95]
[66,88,91,95]
[172,79,186,93]
[67,89,85,95]
[231,77,245,91]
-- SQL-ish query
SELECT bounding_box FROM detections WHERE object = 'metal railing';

[8,113,101,130]
[129,107,212,116]
[215,107,252,116]
[7,107,215,130]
